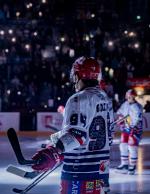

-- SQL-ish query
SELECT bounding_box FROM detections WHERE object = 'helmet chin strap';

[74,74,84,92]
[75,79,81,92]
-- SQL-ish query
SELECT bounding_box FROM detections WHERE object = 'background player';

[32,56,114,194]
[116,89,143,174]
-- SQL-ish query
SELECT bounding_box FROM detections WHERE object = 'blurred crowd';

[0,0,150,113]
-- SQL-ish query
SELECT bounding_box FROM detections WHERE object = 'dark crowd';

[0,0,150,114]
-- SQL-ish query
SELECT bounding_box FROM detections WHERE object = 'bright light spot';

[29,3,33,7]
[91,13,95,18]
[26,4,30,9]
[85,35,90,41]
[69,49,75,57]
[25,44,30,50]
[17,91,21,95]
[11,37,16,42]
[42,0,47,3]
[105,67,109,72]
[57,97,61,100]
[39,11,43,17]
[5,49,9,53]
[26,3,32,9]
[124,30,128,34]
[108,41,114,47]
[136,15,141,20]
[60,37,65,42]
[90,33,94,38]
[7,90,11,95]
[134,87,144,96]
[61,85,65,88]
[8,29,13,34]
[55,46,60,51]
[134,43,140,49]
[66,82,70,86]
[44,104,47,108]
[0,30,4,35]
[109,68,114,77]
[16,12,20,17]
[129,31,136,37]
[149,24,150,28]
[114,93,119,102]
[33,32,38,36]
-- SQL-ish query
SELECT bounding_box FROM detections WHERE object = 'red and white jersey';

[52,86,114,181]
[117,101,143,128]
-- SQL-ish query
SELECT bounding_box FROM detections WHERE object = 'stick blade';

[7,165,40,179]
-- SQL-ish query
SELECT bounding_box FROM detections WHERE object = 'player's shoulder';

[85,86,109,101]
[66,92,82,105]
[123,101,129,106]
[132,101,143,110]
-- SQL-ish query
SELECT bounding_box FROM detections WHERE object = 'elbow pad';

[56,128,86,152]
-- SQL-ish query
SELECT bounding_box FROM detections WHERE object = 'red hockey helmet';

[70,57,102,82]
[125,89,137,99]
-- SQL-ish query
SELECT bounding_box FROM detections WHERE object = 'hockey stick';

[12,162,62,194]
[7,128,36,165]
[6,165,39,179]
[111,115,129,126]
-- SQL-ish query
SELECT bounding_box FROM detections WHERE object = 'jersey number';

[88,116,106,151]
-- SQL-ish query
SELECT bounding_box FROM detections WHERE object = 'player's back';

[62,86,111,181]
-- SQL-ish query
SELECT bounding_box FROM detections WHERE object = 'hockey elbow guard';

[56,128,86,152]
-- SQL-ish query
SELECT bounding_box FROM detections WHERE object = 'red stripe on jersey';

[75,136,84,145]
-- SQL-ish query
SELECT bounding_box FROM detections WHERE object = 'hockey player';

[116,89,143,175]
[32,57,114,194]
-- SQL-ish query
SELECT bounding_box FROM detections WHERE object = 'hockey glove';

[32,146,63,171]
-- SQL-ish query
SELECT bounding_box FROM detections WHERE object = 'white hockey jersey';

[117,100,143,129]
[52,86,114,181]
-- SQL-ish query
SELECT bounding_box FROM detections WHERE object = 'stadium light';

[8,29,13,34]
[136,15,141,20]
[16,12,20,17]
[33,32,38,36]
[11,37,16,42]
[128,32,136,37]
[90,33,94,38]
[105,67,109,72]
[91,13,95,18]
[5,49,9,53]
[69,49,75,57]
[85,35,90,41]
[25,44,31,50]
[17,91,21,95]
[108,41,114,47]
[134,43,140,49]
[124,30,128,34]
[42,0,47,3]
[39,11,43,17]
[7,90,11,95]
[55,46,60,51]
[44,104,48,108]
[109,68,114,78]
[0,30,5,35]
[60,37,65,42]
